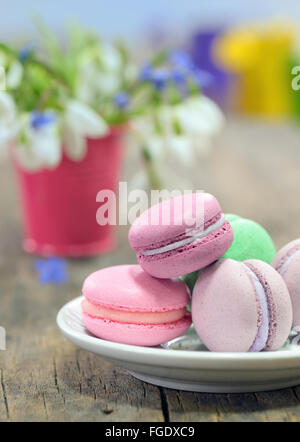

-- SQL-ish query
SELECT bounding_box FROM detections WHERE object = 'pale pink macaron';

[128,193,233,279]
[272,239,300,327]
[192,259,292,352]
[82,265,191,346]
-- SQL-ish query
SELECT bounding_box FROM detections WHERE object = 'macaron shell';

[280,254,300,327]
[272,241,300,327]
[223,216,276,263]
[83,265,190,312]
[129,193,222,250]
[182,216,276,294]
[138,221,233,278]
[272,239,300,272]
[82,312,192,346]
[245,259,292,351]
[192,259,258,352]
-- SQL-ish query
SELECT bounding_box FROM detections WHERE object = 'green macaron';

[222,214,276,263]
[181,214,276,292]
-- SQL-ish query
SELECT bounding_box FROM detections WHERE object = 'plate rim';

[57,296,300,371]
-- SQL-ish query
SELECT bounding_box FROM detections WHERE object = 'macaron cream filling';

[242,264,270,352]
[82,299,188,325]
[141,214,225,257]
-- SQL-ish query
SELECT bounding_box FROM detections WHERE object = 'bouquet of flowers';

[0,20,224,188]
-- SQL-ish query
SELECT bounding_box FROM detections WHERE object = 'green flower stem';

[142,146,161,191]
[36,86,58,111]
[0,42,70,90]
[0,42,18,57]
[26,58,70,89]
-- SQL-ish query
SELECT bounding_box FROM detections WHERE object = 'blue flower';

[150,69,171,91]
[113,91,130,109]
[35,257,69,285]
[192,67,214,89]
[169,51,195,71]
[139,63,153,82]
[30,111,56,130]
[171,70,189,97]
[169,50,213,89]
[139,50,211,93]
[18,43,36,62]
[171,70,186,85]
[139,63,170,91]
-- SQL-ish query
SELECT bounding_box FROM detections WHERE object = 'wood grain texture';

[1,115,300,422]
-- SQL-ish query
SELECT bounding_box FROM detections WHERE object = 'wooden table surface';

[1,115,300,422]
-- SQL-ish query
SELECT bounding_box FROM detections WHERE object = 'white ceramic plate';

[57,296,300,393]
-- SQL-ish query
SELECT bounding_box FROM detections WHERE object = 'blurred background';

[2,0,300,43]
[1,0,300,276]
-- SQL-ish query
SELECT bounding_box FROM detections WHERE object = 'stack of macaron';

[81,192,298,352]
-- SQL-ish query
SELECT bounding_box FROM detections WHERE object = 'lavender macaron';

[192,259,292,352]
[128,193,233,278]
[273,239,300,327]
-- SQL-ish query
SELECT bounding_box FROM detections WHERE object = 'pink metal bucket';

[14,129,123,257]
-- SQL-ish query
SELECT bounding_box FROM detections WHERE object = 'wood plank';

[0,329,164,422]
[163,388,300,422]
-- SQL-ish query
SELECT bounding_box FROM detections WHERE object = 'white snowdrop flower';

[62,100,108,161]
[14,111,61,171]
[6,61,23,89]
[0,93,18,153]
[175,96,225,137]
[100,43,122,71]
[167,135,194,166]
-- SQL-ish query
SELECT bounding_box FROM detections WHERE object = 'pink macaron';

[81,265,191,346]
[192,259,292,352]
[272,239,300,327]
[128,193,233,278]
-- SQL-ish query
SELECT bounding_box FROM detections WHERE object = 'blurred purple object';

[191,29,231,108]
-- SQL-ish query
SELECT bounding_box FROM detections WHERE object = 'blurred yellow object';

[213,22,294,118]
